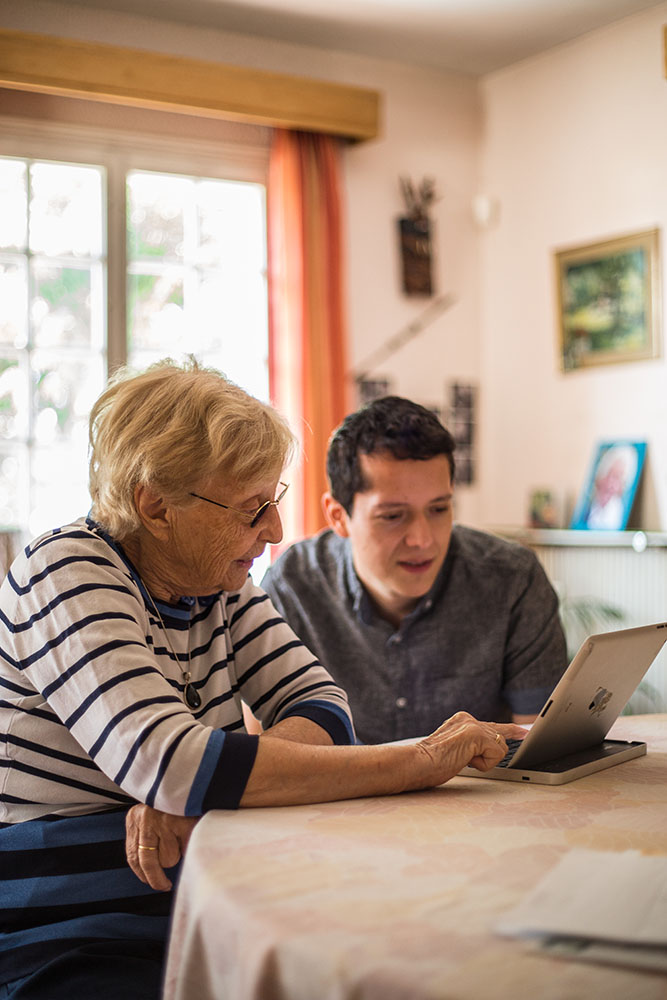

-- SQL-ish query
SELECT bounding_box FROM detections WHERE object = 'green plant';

[558,594,663,714]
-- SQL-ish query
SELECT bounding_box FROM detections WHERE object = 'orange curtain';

[267,129,350,546]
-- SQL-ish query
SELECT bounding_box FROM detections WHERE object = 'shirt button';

[390,634,402,644]
[396,697,407,708]
[425,599,433,610]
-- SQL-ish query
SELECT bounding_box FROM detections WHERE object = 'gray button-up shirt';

[262,524,568,744]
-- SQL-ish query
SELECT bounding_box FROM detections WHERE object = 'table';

[163,715,667,1000]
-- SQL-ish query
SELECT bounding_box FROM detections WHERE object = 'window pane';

[31,444,91,537]
[0,257,28,349]
[31,261,100,349]
[0,159,27,251]
[127,170,268,402]
[127,173,189,261]
[29,162,103,258]
[127,269,185,353]
[196,179,265,270]
[0,155,107,539]
[0,444,28,530]
[0,357,28,442]
[32,350,104,446]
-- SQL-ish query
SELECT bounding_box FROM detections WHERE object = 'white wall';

[478,4,667,531]
[0,0,485,525]
[8,3,665,532]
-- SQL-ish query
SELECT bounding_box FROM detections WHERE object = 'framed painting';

[570,441,646,531]
[555,228,660,372]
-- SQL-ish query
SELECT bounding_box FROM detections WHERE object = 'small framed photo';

[570,441,646,531]
[528,489,560,529]
[555,228,661,372]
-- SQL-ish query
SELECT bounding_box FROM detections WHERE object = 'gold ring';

[138,844,158,851]
[495,733,501,744]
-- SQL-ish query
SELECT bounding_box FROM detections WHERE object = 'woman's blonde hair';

[88,357,296,539]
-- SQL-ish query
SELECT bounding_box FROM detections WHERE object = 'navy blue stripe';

[236,639,308,685]
[247,665,315,713]
[268,679,339,718]
[231,614,284,654]
[1,734,99,771]
[201,732,259,810]
[28,527,95,556]
[7,553,123,597]
[145,727,191,807]
[0,702,59,724]
[190,685,236,718]
[2,932,167,986]
[87,695,182,759]
[0,584,134,635]
[190,600,220,626]
[188,625,228,657]
[229,591,270,627]
[0,810,128,849]
[0,676,35,696]
[113,709,185,785]
[0,760,131,804]
[185,654,229,690]
[42,638,150,697]
[278,702,353,745]
[63,665,160,728]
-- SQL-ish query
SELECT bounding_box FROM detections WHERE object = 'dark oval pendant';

[185,684,202,710]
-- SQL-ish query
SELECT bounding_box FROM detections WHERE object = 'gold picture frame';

[554,228,661,372]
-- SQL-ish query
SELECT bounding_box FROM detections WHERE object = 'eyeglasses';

[189,482,289,527]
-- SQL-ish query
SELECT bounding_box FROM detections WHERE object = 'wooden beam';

[0,28,379,142]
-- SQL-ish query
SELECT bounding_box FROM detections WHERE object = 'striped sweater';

[0,517,354,989]
[0,517,354,824]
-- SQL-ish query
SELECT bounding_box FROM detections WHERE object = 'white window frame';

[0,113,269,376]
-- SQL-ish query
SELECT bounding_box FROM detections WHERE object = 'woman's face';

[166,474,285,596]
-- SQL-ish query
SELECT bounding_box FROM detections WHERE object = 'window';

[0,120,269,564]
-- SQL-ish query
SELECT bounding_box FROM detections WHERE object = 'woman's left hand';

[125,804,199,891]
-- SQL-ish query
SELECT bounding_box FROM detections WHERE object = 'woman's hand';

[125,804,199,891]
[414,712,528,784]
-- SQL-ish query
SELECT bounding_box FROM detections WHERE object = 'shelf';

[491,527,667,551]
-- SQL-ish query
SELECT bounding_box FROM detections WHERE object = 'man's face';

[325,452,454,625]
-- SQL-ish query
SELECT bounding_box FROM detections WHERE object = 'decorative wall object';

[397,176,437,296]
[554,228,660,372]
[357,377,392,406]
[448,382,476,486]
[570,440,646,530]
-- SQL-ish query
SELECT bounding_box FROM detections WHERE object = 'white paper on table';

[496,848,667,971]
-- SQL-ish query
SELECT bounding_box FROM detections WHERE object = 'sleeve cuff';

[199,732,260,811]
[278,699,355,745]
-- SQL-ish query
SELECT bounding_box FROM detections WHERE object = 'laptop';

[461,621,667,785]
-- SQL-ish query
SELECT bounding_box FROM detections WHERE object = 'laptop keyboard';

[497,738,523,768]
[495,738,641,773]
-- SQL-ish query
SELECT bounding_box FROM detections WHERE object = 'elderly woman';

[0,359,523,999]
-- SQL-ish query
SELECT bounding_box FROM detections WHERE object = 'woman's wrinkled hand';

[415,712,528,785]
[125,804,199,892]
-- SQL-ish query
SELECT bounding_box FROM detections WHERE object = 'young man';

[262,396,568,745]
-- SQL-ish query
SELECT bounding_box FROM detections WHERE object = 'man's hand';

[125,804,199,891]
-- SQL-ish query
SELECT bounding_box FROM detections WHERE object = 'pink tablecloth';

[163,714,667,1000]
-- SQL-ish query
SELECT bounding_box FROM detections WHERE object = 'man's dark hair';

[326,396,456,513]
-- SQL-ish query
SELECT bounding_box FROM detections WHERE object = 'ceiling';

[38,0,666,75]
